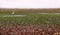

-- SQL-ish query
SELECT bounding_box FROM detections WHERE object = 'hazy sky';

[0,0,60,8]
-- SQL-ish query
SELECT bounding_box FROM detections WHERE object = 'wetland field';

[0,9,60,35]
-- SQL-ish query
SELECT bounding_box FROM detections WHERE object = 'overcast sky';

[0,0,60,8]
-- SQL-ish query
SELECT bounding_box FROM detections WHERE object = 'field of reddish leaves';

[0,25,60,35]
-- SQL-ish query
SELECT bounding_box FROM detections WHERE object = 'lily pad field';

[0,9,60,35]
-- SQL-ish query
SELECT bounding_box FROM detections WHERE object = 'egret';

[12,9,15,15]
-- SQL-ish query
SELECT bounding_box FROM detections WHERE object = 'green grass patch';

[0,14,60,26]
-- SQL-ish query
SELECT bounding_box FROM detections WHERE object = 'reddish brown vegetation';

[0,25,60,35]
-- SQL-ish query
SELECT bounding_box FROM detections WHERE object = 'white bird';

[12,10,15,15]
